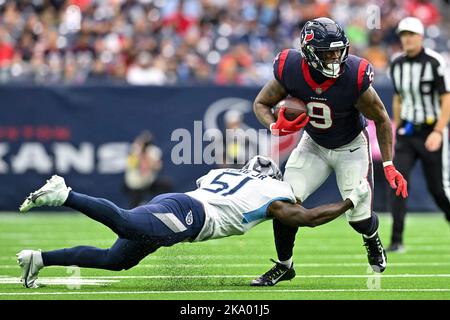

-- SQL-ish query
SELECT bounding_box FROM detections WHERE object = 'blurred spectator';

[126,51,167,85]
[0,28,14,67]
[0,0,448,86]
[404,0,440,26]
[123,130,173,207]
[215,43,254,85]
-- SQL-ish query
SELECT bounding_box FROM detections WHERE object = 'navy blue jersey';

[273,49,374,149]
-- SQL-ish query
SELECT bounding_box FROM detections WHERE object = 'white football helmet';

[241,155,283,180]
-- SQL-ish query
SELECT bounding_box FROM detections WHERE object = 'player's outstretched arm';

[267,180,369,227]
[253,79,288,129]
[267,199,353,228]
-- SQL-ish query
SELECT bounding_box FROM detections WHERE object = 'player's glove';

[383,162,408,198]
[270,107,309,136]
[347,179,369,208]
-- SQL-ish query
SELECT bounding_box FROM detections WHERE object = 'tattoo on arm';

[253,79,288,128]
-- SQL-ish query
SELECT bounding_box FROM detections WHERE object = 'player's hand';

[425,131,443,152]
[384,164,408,198]
[270,107,310,136]
[347,180,369,208]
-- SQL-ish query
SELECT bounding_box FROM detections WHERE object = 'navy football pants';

[42,192,205,270]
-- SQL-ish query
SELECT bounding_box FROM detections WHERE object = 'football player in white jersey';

[16,155,367,288]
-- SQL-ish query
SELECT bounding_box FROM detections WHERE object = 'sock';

[273,219,298,261]
[349,214,379,238]
[279,257,293,269]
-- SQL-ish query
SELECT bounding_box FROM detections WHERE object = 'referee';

[388,17,450,253]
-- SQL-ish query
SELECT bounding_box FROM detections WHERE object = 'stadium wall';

[0,85,440,212]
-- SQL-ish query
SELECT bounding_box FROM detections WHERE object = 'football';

[273,97,308,121]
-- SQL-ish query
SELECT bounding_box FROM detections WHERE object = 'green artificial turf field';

[0,212,449,300]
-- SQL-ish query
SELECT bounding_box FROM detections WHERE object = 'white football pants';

[284,130,373,222]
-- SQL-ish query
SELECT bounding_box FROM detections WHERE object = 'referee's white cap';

[397,17,424,35]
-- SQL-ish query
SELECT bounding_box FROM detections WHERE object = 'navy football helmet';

[241,155,283,181]
[300,17,349,78]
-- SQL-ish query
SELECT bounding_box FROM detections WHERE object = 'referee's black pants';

[391,127,450,244]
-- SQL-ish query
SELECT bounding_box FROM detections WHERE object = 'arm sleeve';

[196,175,206,188]
[273,49,291,90]
[434,57,450,94]
[358,59,375,94]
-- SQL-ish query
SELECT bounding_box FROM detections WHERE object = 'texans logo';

[303,31,314,44]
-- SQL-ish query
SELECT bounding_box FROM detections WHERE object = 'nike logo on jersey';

[349,147,361,153]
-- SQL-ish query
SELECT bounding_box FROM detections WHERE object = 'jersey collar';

[301,59,339,94]
[405,47,425,61]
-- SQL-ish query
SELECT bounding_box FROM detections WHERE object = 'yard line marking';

[1,274,447,280]
[2,262,450,269]
[3,239,449,247]
[2,254,450,261]
[139,262,450,267]
[1,288,450,296]
[0,277,118,285]
[4,253,450,262]
[3,246,449,254]
[73,274,450,279]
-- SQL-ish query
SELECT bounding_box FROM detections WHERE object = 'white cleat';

[19,175,71,213]
[16,250,44,288]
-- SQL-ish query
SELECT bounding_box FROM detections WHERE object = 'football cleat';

[363,232,387,273]
[19,175,71,213]
[16,250,44,288]
[250,259,296,286]
[387,242,406,253]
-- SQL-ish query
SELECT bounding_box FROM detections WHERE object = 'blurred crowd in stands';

[0,0,449,86]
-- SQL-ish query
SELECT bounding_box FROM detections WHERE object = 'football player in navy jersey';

[252,17,409,286]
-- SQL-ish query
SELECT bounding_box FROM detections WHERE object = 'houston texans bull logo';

[303,30,314,45]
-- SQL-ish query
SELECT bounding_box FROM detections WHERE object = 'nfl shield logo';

[315,87,323,94]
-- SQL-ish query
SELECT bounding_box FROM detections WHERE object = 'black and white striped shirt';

[390,48,450,124]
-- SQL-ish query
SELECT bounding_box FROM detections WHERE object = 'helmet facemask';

[303,44,349,78]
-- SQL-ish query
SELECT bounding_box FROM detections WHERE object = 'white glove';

[346,179,369,208]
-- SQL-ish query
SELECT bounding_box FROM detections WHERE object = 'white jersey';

[185,168,296,241]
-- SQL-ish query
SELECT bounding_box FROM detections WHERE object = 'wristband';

[382,161,393,168]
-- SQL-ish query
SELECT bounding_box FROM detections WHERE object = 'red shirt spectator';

[0,41,14,67]
[162,0,197,36]
[70,0,92,12]
[404,0,440,26]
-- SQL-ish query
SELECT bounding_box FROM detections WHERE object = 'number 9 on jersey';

[306,101,333,129]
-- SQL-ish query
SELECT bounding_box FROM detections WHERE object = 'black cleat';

[387,242,406,253]
[363,232,387,273]
[250,259,296,286]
